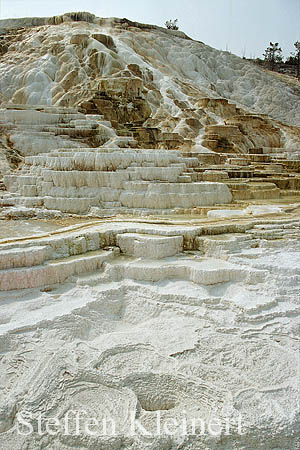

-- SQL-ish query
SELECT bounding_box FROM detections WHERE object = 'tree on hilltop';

[291,41,300,78]
[263,42,283,70]
[165,19,179,30]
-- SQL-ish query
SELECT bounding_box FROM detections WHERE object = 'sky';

[0,0,299,59]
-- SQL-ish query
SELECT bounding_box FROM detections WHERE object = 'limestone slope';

[0,13,299,215]
[0,16,299,126]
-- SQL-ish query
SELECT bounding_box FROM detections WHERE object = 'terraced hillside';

[0,12,299,450]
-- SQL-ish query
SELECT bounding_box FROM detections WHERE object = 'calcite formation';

[0,104,299,218]
[0,215,300,449]
[0,11,299,450]
[2,146,232,215]
[0,13,299,203]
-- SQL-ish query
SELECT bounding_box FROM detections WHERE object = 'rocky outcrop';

[0,12,298,208]
[0,15,299,150]
[81,76,151,126]
[48,11,96,25]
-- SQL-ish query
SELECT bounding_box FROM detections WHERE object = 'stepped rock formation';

[0,13,299,213]
[3,147,232,215]
[0,12,299,450]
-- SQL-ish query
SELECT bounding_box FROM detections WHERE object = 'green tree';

[263,42,283,70]
[292,41,300,78]
[165,19,179,30]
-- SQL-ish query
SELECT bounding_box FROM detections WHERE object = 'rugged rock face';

[82,76,152,126]
[0,13,299,213]
[0,14,299,147]
[0,13,300,450]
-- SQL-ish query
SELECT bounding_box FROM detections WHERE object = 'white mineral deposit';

[0,8,299,450]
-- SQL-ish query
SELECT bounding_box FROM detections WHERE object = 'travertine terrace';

[0,11,299,450]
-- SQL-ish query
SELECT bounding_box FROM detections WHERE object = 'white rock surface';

[207,204,284,219]
[0,217,299,448]
[0,20,299,126]
[0,12,299,450]
[117,233,183,258]
[3,147,233,214]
